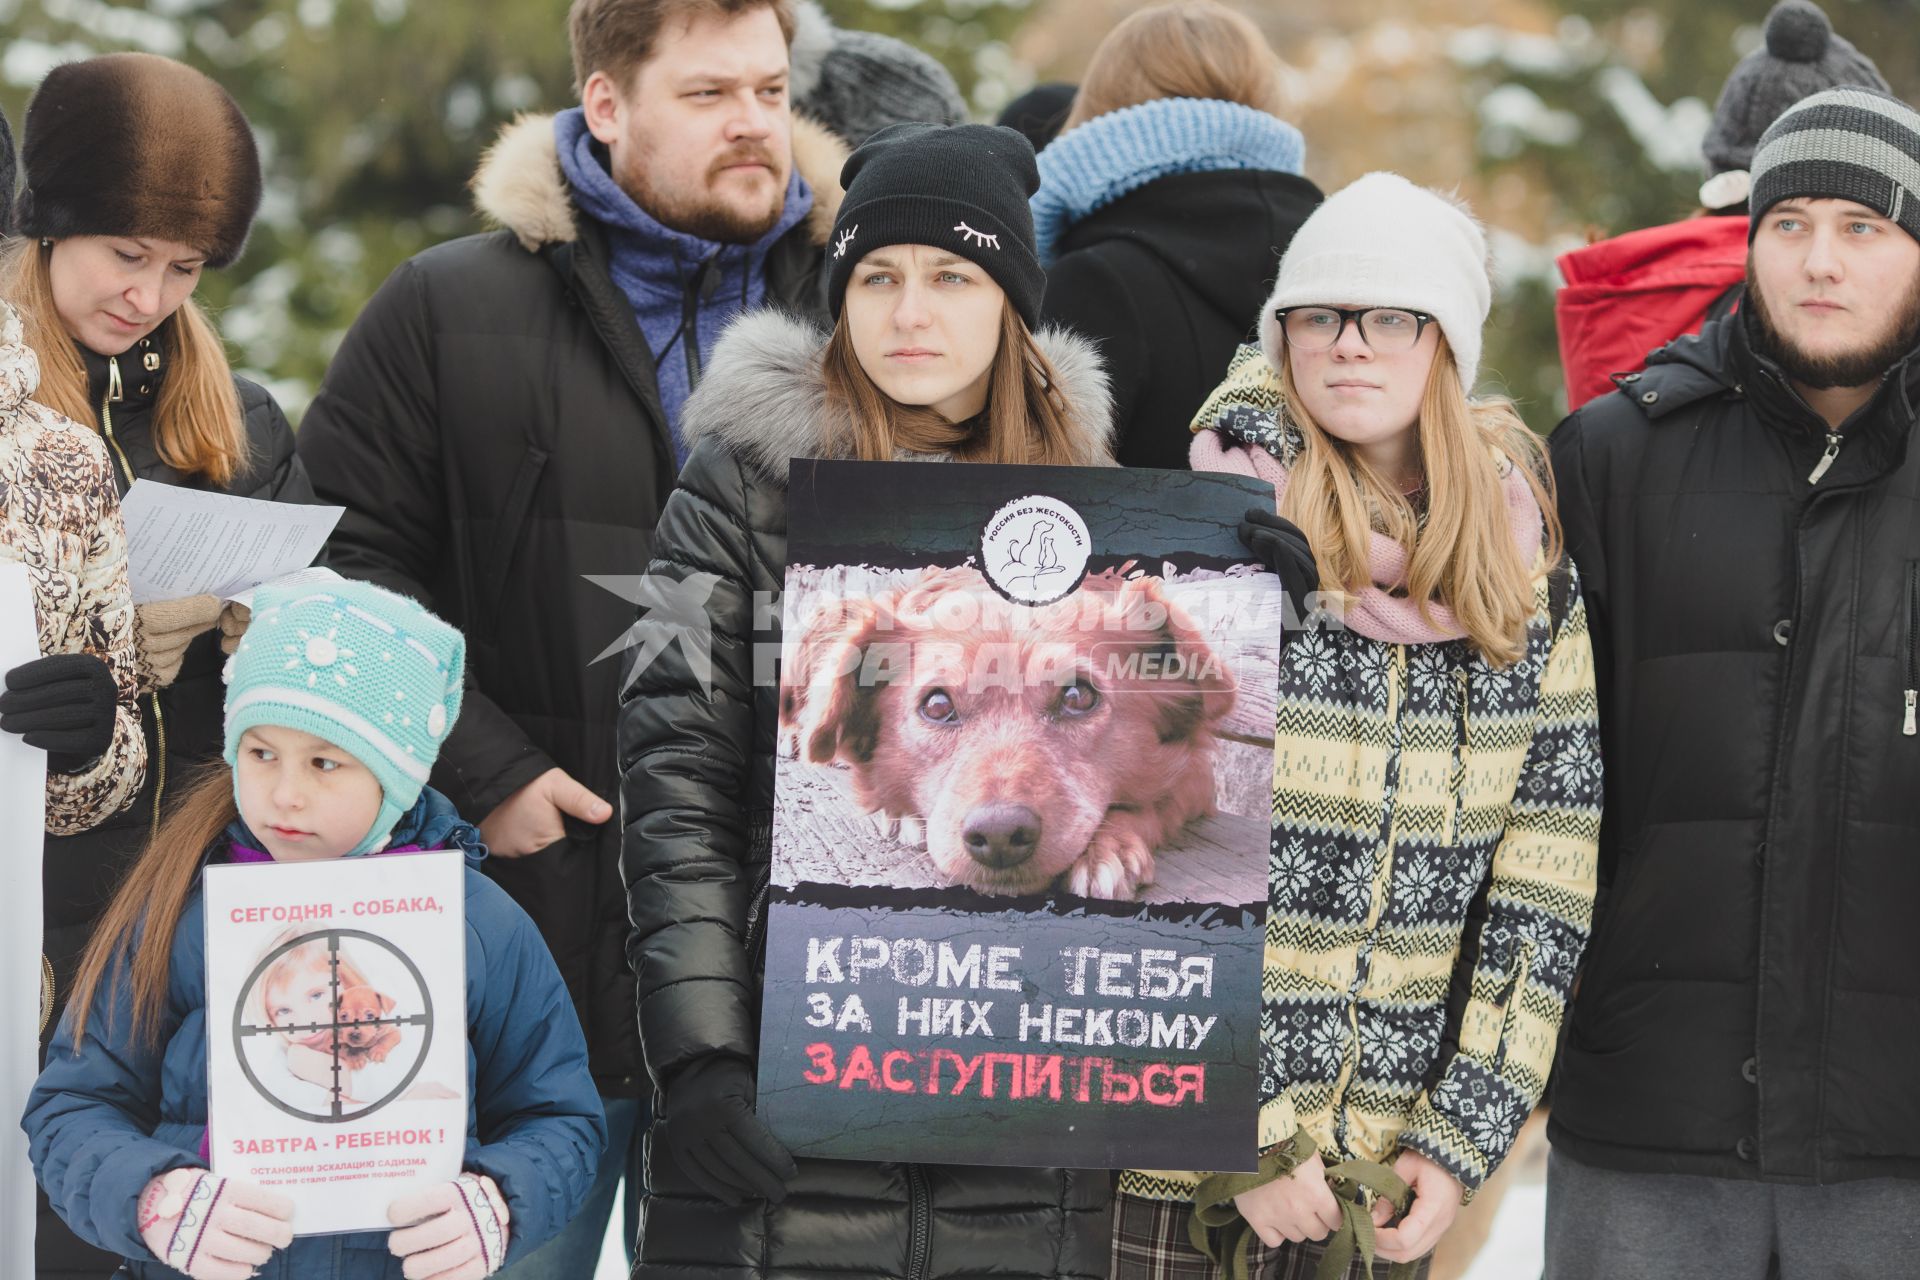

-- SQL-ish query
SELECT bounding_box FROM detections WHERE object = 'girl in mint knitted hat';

[25,579,607,1280]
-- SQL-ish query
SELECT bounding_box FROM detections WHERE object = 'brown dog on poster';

[784,567,1234,899]
[332,983,404,1070]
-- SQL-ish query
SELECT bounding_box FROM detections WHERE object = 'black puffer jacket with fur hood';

[617,309,1115,1279]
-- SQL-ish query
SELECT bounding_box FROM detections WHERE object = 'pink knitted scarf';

[1191,428,1543,645]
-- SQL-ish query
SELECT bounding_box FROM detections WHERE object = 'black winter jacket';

[1548,313,1920,1183]
[1039,169,1322,471]
[37,334,310,1280]
[295,114,843,1091]
[616,310,1115,1278]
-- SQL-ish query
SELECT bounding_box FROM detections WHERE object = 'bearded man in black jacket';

[294,0,850,1271]
[1546,87,1920,1278]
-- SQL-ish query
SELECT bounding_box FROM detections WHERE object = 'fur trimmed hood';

[471,111,847,253]
[679,309,1116,478]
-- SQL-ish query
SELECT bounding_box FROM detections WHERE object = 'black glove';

[1238,508,1320,612]
[0,653,119,772]
[658,1056,798,1206]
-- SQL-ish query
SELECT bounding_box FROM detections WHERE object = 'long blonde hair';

[1,237,249,487]
[65,765,239,1048]
[1065,0,1285,130]
[821,296,1090,465]
[1279,340,1561,667]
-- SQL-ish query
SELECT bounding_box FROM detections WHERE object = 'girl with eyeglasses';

[1109,173,1602,1279]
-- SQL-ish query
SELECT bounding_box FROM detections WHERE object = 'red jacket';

[1554,215,1748,410]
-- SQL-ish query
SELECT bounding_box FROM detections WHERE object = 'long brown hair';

[1279,340,1562,667]
[65,765,239,1048]
[1065,0,1285,131]
[821,296,1092,465]
[0,237,249,487]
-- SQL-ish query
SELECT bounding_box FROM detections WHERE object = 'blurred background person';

[1553,0,1887,409]
[788,0,967,147]
[1033,0,1321,470]
[997,81,1077,154]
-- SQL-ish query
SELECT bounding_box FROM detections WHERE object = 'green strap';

[1187,1142,1423,1280]
[1186,1129,1317,1280]
[1316,1159,1420,1280]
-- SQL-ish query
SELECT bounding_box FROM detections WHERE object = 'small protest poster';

[758,461,1283,1172]
[204,851,466,1235]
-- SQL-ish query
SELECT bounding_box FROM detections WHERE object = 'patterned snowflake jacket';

[1123,346,1601,1201]
[0,303,145,833]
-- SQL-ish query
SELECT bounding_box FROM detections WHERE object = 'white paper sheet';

[0,563,48,1278]
[205,852,467,1235]
[224,565,344,610]
[119,481,342,605]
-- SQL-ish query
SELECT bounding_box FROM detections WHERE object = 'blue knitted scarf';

[554,108,812,464]
[1031,97,1306,264]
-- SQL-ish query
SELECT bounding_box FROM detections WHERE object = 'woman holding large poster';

[618,122,1127,1279]
[1121,174,1603,1278]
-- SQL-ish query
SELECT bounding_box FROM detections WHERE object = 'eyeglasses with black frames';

[1274,306,1435,354]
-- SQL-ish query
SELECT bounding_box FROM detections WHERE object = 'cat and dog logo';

[979,493,1091,606]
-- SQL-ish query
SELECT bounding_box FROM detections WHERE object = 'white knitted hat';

[1259,171,1493,392]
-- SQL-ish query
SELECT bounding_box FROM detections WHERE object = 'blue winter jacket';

[23,788,608,1279]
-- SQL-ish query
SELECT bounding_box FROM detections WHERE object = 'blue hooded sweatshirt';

[23,788,607,1279]
[555,108,813,466]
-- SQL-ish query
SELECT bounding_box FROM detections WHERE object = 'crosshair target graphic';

[233,928,434,1123]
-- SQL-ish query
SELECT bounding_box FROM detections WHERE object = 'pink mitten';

[136,1168,295,1280]
[386,1173,511,1279]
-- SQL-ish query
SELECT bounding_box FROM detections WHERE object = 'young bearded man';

[1547,87,1920,1278]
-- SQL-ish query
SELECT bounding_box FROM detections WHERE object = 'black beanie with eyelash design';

[826,122,1046,328]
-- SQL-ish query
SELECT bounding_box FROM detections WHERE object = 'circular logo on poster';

[980,494,1092,605]
[232,928,434,1123]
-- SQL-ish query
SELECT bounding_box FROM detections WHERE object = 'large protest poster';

[204,852,466,1234]
[758,461,1282,1172]
[0,564,46,1277]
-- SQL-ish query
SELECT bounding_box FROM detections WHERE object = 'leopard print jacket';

[0,302,146,832]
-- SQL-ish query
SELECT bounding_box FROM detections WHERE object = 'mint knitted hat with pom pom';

[223,579,465,855]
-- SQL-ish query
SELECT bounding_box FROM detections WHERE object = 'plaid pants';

[1111,1191,1433,1280]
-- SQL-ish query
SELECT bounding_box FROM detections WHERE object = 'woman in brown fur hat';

[4,52,316,1280]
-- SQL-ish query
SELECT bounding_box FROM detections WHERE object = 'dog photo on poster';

[758,460,1282,1172]
[203,852,467,1235]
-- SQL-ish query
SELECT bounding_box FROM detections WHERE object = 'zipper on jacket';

[904,1163,931,1280]
[38,953,55,1037]
[1332,645,1409,1157]
[99,357,138,482]
[101,360,168,840]
[1905,562,1919,736]
[743,861,772,976]
[682,250,723,392]
[1807,431,1843,485]
[1491,939,1535,1073]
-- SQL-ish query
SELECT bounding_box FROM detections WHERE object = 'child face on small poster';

[249,930,437,1110]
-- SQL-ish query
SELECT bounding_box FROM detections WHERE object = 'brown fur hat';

[19,53,262,268]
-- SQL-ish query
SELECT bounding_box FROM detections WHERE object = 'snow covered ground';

[1461,1182,1548,1280]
